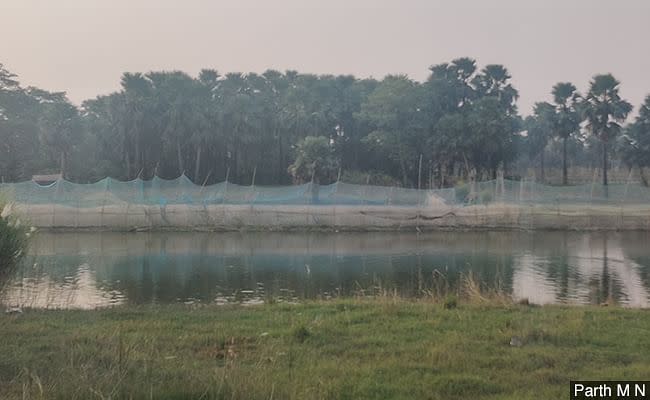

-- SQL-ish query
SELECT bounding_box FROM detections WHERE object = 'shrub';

[443,295,458,310]
[291,325,311,343]
[0,200,29,288]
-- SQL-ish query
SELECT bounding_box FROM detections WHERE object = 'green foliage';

[287,136,338,183]
[0,64,47,181]
[620,96,650,174]
[526,102,555,159]
[465,97,520,174]
[552,82,582,141]
[358,75,426,186]
[524,102,556,181]
[583,74,632,144]
[551,82,582,184]
[291,325,311,343]
[426,59,520,179]
[443,294,458,309]
[0,199,29,287]
[583,74,633,185]
[0,61,646,189]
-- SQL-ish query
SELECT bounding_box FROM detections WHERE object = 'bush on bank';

[0,200,29,286]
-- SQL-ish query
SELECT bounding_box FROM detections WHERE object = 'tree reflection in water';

[2,231,650,309]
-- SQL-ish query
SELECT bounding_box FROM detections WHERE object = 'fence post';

[223,168,230,204]
[52,176,62,228]
[75,193,80,229]
[310,163,317,205]
[250,166,257,205]
[621,168,634,229]
[101,178,109,228]
[499,170,505,202]
[418,154,423,191]
[198,170,212,227]
[469,169,477,204]
[199,170,212,195]
[590,168,598,204]
[222,168,229,225]
[362,174,370,205]
[623,168,633,204]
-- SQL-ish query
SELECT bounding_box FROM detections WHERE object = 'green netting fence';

[2,175,650,207]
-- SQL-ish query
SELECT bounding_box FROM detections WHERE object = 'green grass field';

[2,300,650,399]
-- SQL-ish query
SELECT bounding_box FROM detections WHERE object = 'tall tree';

[425,58,478,181]
[358,75,425,186]
[0,64,40,181]
[619,95,650,185]
[526,102,556,182]
[472,64,518,114]
[287,136,338,184]
[465,97,520,178]
[37,93,83,179]
[551,82,582,185]
[119,72,154,178]
[424,60,522,183]
[583,74,632,188]
[10,59,649,190]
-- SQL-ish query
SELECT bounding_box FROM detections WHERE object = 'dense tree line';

[1,59,649,188]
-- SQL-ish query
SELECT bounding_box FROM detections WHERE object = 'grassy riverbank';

[2,300,650,400]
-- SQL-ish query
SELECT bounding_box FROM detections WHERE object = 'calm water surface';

[3,231,650,308]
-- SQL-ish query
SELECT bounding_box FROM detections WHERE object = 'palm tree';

[583,74,632,189]
[147,71,199,178]
[551,82,581,185]
[119,72,154,179]
[193,69,221,183]
[472,64,519,114]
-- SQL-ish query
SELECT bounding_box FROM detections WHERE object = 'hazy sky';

[2,0,649,115]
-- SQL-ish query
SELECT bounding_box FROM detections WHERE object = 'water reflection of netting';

[2,176,650,207]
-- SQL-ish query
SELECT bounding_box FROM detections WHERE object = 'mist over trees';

[1,59,648,187]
